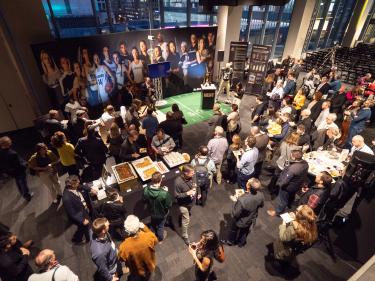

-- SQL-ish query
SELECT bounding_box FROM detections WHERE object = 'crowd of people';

[1,52,375,281]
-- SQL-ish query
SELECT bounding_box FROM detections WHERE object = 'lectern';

[201,84,216,110]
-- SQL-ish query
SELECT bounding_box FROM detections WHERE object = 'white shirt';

[350,144,374,156]
[317,120,339,131]
[28,265,79,281]
[100,112,115,131]
[64,101,82,122]
[314,108,330,128]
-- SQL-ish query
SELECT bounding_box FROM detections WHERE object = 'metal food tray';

[156,161,170,174]
[163,152,186,168]
[112,162,138,184]
[131,156,161,182]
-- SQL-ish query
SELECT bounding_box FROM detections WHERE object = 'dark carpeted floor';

[0,94,369,281]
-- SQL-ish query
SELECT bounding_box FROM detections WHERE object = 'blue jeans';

[14,173,32,200]
[275,188,291,215]
[237,171,254,190]
[150,216,167,241]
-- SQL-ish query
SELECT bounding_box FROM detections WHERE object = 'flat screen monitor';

[148,62,171,79]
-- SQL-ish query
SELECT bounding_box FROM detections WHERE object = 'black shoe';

[220,239,234,246]
[183,237,191,246]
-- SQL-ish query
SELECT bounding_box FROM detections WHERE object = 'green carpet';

[158,91,231,126]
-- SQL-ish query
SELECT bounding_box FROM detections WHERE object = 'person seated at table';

[296,124,310,151]
[100,188,126,240]
[151,128,175,156]
[349,135,374,156]
[320,128,341,151]
[298,171,332,216]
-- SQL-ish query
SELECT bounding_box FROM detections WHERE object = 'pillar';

[214,5,243,81]
[282,0,317,59]
[341,0,375,47]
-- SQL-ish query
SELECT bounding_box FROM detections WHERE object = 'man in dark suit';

[43,110,64,141]
[62,175,97,244]
[158,111,183,148]
[0,136,33,202]
[297,109,313,132]
[315,76,330,96]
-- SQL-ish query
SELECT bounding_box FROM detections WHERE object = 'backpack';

[195,157,210,187]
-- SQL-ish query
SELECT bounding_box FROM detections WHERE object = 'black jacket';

[62,186,92,225]
[75,136,108,165]
[119,137,140,162]
[316,83,330,96]
[0,149,27,177]
[0,247,33,281]
[310,100,324,122]
[44,118,63,138]
[231,190,264,228]
[297,117,313,133]
[159,119,183,140]
[277,160,309,194]
[100,201,126,225]
[330,93,346,114]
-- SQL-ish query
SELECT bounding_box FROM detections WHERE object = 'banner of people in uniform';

[31,26,217,113]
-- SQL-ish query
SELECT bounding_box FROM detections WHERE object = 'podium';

[201,84,216,110]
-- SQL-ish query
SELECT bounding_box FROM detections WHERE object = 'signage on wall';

[228,41,249,81]
[246,44,272,94]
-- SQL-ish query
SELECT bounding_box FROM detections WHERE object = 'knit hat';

[124,215,144,235]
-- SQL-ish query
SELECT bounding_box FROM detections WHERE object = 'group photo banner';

[31,26,217,111]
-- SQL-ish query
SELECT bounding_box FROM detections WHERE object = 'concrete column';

[342,0,375,47]
[214,5,244,81]
[282,0,317,59]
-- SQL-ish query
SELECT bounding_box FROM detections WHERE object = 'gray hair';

[214,126,224,136]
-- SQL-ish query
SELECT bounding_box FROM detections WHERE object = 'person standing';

[0,233,33,281]
[267,205,318,272]
[143,172,173,242]
[267,150,308,217]
[62,175,96,244]
[207,126,228,185]
[174,164,196,245]
[118,215,158,281]
[346,100,372,147]
[75,127,108,181]
[90,218,122,281]
[191,146,216,206]
[0,136,33,201]
[225,134,241,184]
[28,143,61,204]
[158,112,183,148]
[250,126,269,178]
[298,171,332,216]
[51,131,79,176]
[236,136,258,190]
[221,178,264,247]
[28,249,78,281]
[226,104,240,144]
[142,108,159,147]
[188,230,225,281]
[314,101,331,129]
[207,104,224,140]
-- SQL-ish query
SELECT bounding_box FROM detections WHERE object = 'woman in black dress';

[188,230,225,281]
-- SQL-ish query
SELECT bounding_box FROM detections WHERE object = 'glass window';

[239,0,295,58]
[191,0,217,26]
[41,0,216,38]
[359,1,375,43]
[304,0,357,51]
[163,0,187,27]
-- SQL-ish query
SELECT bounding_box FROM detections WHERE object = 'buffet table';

[91,152,191,220]
[303,150,348,178]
